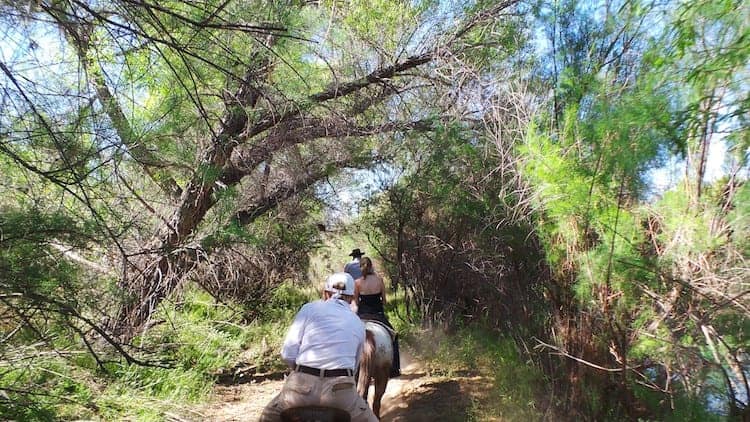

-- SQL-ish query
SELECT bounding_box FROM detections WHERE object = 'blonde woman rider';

[351,257,401,378]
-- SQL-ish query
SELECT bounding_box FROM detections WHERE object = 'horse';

[357,319,394,418]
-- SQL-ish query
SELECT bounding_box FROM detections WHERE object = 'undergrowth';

[0,281,317,421]
[406,324,547,421]
[3,271,549,421]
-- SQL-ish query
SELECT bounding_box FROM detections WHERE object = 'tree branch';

[44,4,183,199]
[223,118,435,185]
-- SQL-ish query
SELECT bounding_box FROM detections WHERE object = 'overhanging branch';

[222,118,435,185]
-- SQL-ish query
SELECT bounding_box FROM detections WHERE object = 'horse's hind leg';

[362,378,370,402]
[372,370,388,418]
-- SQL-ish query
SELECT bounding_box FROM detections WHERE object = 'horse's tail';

[361,330,375,375]
[357,330,375,396]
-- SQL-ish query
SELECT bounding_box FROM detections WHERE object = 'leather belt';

[295,364,353,377]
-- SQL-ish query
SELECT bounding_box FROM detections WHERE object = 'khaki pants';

[259,371,378,422]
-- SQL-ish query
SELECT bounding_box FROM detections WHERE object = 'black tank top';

[357,293,384,315]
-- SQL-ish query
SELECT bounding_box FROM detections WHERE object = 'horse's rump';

[358,321,394,418]
[359,315,396,338]
[363,321,393,371]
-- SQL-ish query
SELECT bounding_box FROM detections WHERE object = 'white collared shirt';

[281,298,365,370]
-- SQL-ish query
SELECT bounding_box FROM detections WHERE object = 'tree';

[0,0,522,342]
[526,0,749,418]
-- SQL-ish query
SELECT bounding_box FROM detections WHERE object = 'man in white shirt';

[259,272,378,422]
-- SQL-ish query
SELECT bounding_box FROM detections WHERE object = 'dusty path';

[188,350,499,421]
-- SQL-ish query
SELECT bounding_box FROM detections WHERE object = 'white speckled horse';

[357,320,394,418]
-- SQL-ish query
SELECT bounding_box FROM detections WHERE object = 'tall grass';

[407,323,547,421]
[100,284,318,419]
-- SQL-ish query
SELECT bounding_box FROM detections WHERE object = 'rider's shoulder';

[298,299,326,312]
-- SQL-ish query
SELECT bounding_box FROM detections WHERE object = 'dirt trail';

[189,350,498,421]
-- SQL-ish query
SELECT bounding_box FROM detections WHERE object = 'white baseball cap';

[324,272,355,296]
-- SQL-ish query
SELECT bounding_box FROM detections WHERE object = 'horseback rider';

[259,272,378,422]
[351,257,401,378]
[344,248,365,280]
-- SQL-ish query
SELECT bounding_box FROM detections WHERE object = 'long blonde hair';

[360,257,374,276]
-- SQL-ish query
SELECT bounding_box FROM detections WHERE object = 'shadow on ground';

[215,365,286,385]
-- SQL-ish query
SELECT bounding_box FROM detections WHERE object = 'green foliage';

[384,284,420,334]
[0,207,101,378]
[260,281,317,321]
[0,0,747,420]
[200,219,260,250]
[726,182,750,255]
[673,0,750,86]
[0,358,97,421]
[143,290,248,369]
[0,282,296,420]
[362,120,546,332]
[654,188,725,260]
[100,365,210,418]
[0,208,84,296]
[523,0,750,419]
[92,288,291,419]
[661,0,750,172]
[332,0,428,54]
[0,207,115,422]
[633,383,728,422]
[520,123,590,269]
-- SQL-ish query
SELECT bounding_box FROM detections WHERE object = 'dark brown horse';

[357,320,394,418]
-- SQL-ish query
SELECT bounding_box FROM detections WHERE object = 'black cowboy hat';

[348,248,365,257]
